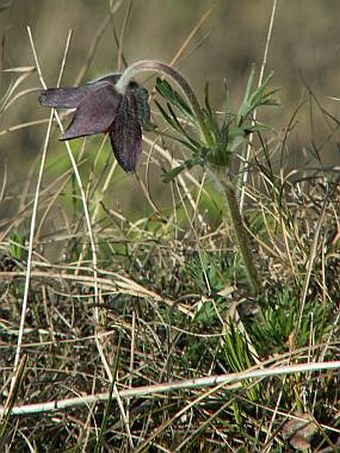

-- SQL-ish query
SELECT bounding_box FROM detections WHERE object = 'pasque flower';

[39,60,268,295]
[39,74,150,173]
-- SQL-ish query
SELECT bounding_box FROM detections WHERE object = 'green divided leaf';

[156,77,193,119]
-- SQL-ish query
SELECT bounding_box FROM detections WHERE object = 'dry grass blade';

[169,6,215,67]
[75,0,123,84]
[239,0,278,212]
[9,109,53,391]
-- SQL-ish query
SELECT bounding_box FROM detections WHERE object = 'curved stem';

[115,59,212,146]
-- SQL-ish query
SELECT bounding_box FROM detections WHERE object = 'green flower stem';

[219,174,261,296]
[116,60,212,146]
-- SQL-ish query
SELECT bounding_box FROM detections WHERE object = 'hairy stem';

[221,176,261,296]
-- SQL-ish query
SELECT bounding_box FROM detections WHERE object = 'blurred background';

[0,0,339,233]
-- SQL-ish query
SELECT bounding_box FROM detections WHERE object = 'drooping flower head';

[39,74,150,173]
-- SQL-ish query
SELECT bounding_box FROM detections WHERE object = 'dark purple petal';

[39,76,122,109]
[109,93,142,173]
[39,86,92,108]
[131,84,150,126]
[61,84,122,140]
[89,74,150,126]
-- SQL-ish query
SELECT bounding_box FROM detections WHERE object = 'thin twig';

[169,6,214,67]
[2,360,339,416]
[117,0,133,71]
[75,0,123,85]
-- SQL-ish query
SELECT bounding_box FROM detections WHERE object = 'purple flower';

[39,74,150,173]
